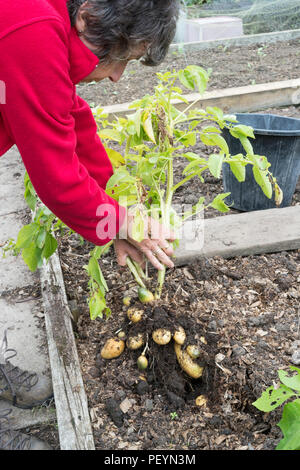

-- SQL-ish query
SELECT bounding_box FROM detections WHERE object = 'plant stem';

[126,256,146,288]
[155,267,166,300]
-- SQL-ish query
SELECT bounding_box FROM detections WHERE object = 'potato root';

[173,326,186,345]
[152,328,172,345]
[174,343,203,379]
[126,333,144,350]
[101,338,125,359]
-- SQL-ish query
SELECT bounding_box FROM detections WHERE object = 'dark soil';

[57,39,300,450]
[76,38,300,108]
[58,38,300,451]
[59,233,300,451]
[58,114,299,450]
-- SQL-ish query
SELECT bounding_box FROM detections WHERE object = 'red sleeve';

[0,19,126,245]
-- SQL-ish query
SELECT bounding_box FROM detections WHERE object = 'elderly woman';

[0,0,179,271]
[0,0,179,449]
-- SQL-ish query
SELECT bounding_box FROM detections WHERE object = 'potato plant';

[252,366,300,450]
[2,65,282,323]
[92,65,282,309]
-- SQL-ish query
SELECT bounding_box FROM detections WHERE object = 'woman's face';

[76,3,145,83]
[80,54,142,83]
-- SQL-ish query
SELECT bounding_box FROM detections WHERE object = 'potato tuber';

[138,287,154,304]
[152,328,172,345]
[173,326,186,345]
[137,355,148,370]
[127,308,143,323]
[126,333,144,350]
[101,338,125,359]
[174,342,203,379]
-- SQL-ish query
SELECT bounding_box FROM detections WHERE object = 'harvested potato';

[173,326,186,345]
[117,330,126,340]
[101,338,125,359]
[200,336,207,345]
[174,343,203,379]
[123,296,131,307]
[186,345,201,359]
[195,395,207,407]
[137,355,148,370]
[152,328,172,345]
[127,308,143,323]
[126,333,144,350]
[138,287,154,304]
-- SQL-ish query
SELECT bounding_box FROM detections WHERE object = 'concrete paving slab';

[0,399,56,430]
[0,146,54,432]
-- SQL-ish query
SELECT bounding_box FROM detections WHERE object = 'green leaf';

[42,232,58,260]
[105,147,125,168]
[206,106,224,121]
[229,124,255,139]
[208,153,224,178]
[238,136,254,155]
[106,168,135,190]
[98,128,122,142]
[21,241,41,272]
[89,290,107,320]
[253,166,272,199]
[36,227,47,249]
[16,224,38,249]
[87,256,108,292]
[24,187,37,211]
[200,133,229,154]
[210,193,231,213]
[278,367,300,392]
[252,384,296,412]
[276,400,300,450]
[178,66,209,94]
[177,131,196,147]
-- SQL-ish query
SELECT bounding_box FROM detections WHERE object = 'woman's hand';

[114,212,176,271]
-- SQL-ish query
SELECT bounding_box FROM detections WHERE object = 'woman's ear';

[75,1,89,34]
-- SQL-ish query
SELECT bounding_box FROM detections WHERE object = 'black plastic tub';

[222,113,300,211]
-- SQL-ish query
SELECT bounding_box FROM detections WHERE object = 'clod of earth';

[101,338,125,359]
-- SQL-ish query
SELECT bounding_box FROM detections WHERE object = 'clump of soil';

[58,226,300,450]
[96,299,218,421]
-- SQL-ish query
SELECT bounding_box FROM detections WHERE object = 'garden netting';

[183,0,300,35]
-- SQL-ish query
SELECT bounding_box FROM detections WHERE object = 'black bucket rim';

[230,113,300,137]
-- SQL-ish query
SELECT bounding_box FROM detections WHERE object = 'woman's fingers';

[114,239,145,268]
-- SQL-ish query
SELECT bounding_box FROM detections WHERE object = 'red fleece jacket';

[0,0,126,245]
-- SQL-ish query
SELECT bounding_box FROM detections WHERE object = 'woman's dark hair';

[67,0,179,65]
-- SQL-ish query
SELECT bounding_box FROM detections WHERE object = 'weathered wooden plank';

[40,252,95,450]
[175,205,300,265]
[102,79,300,119]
